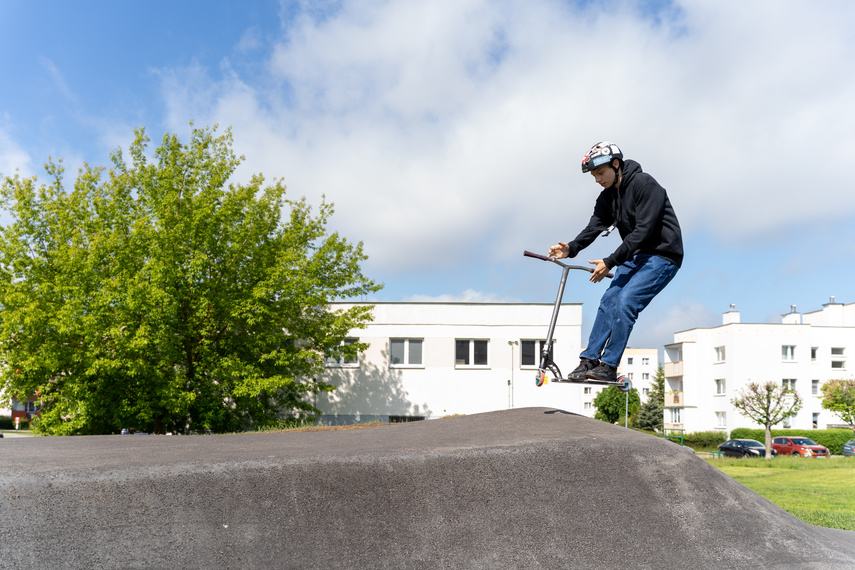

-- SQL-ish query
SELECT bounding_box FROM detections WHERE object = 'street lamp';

[508,340,518,409]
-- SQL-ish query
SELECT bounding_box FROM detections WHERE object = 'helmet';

[581,141,623,173]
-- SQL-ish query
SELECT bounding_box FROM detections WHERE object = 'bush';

[730,428,854,455]
[683,431,728,450]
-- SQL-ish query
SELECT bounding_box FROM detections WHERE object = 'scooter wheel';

[619,376,632,393]
[535,370,547,387]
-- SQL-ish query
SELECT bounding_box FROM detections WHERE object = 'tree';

[821,379,855,430]
[636,365,665,432]
[593,386,640,425]
[731,381,803,459]
[0,124,381,435]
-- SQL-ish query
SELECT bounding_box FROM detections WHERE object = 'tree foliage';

[635,365,665,432]
[821,378,855,430]
[731,381,803,459]
[593,386,640,425]
[0,124,381,435]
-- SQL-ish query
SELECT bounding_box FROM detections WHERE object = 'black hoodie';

[565,159,683,269]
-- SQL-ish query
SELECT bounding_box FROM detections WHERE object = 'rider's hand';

[588,259,609,283]
[548,242,569,259]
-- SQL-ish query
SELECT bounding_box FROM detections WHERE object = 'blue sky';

[2,0,855,355]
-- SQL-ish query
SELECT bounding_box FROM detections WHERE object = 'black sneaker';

[568,358,598,380]
[586,362,618,383]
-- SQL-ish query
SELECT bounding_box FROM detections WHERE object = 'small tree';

[593,386,640,425]
[821,379,855,430]
[731,381,803,459]
[636,365,665,432]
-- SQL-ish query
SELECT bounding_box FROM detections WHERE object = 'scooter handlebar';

[523,250,550,261]
[523,250,614,279]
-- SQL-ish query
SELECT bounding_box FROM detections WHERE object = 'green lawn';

[707,455,855,530]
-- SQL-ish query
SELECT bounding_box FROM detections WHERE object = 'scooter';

[523,250,631,393]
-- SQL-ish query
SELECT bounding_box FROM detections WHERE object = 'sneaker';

[586,362,618,383]
[568,358,598,380]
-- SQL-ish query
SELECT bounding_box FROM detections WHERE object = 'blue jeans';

[580,254,678,368]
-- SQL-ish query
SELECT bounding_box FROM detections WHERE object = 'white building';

[312,302,656,424]
[621,347,660,401]
[664,298,855,435]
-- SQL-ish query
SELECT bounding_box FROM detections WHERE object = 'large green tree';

[0,125,381,435]
[821,379,855,430]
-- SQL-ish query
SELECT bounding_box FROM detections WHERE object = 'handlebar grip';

[523,250,549,261]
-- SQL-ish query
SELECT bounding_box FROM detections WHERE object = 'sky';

[2,0,855,356]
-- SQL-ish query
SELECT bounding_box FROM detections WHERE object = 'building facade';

[664,299,855,435]
[312,302,657,424]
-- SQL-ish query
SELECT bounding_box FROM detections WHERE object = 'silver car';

[843,439,855,457]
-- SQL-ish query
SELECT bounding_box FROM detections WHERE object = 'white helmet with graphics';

[581,141,623,173]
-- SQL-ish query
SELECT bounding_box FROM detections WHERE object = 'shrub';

[730,428,854,455]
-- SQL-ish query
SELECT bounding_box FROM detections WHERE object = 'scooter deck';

[549,377,629,388]
[536,369,631,392]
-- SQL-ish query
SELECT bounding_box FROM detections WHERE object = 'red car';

[771,436,829,457]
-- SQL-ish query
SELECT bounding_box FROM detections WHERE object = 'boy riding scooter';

[548,141,683,383]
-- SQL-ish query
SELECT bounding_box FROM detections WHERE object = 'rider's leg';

[597,254,678,369]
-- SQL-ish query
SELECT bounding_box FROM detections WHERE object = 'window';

[642,357,650,366]
[715,379,726,395]
[812,380,819,396]
[390,338,423,366]
[325,338,359,367]
[521,340,551,367]
[782,345,796,361]
[832,347,846,369]
[456,339,489,367]
[715,346,726,362]
[627,373,634,380]
[642,388,650,396]
[782,379,796,391]
[584,387,592,395]
[811,347,818,361]
[584,402,593,410]
[668,408,682,424]
[783,413,795,429]
[627,357,634,365]
[812,413,819,429]
[642,373,650,380]
[715,411,726,428]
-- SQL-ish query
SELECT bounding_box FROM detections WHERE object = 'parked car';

[771,436,830,457]
[718,439,776,458]
[842,439,855,457]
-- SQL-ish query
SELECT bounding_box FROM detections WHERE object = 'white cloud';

[153,0,855,281]
[0,121,32,177]
[404,288,520,303]
[630,299,719,353]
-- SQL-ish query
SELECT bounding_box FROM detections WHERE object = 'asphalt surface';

[2,407,854,569]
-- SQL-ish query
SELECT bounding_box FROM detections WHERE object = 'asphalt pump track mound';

[2,407,854,569]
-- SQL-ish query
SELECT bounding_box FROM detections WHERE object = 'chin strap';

[609,165,622,189]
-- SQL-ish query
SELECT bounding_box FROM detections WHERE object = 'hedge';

[663,430,727,449]
[0,415,30,430]
[730,428,855,455]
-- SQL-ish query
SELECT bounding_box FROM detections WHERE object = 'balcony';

[665,391,683,407]
[664,361,682,377]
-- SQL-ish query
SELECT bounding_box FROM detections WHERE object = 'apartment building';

[664,298,855,435]
[312,302,656,424]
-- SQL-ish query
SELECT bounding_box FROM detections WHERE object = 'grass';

[706,455,855,530]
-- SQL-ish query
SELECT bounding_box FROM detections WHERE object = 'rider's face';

[591,161,617,188]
